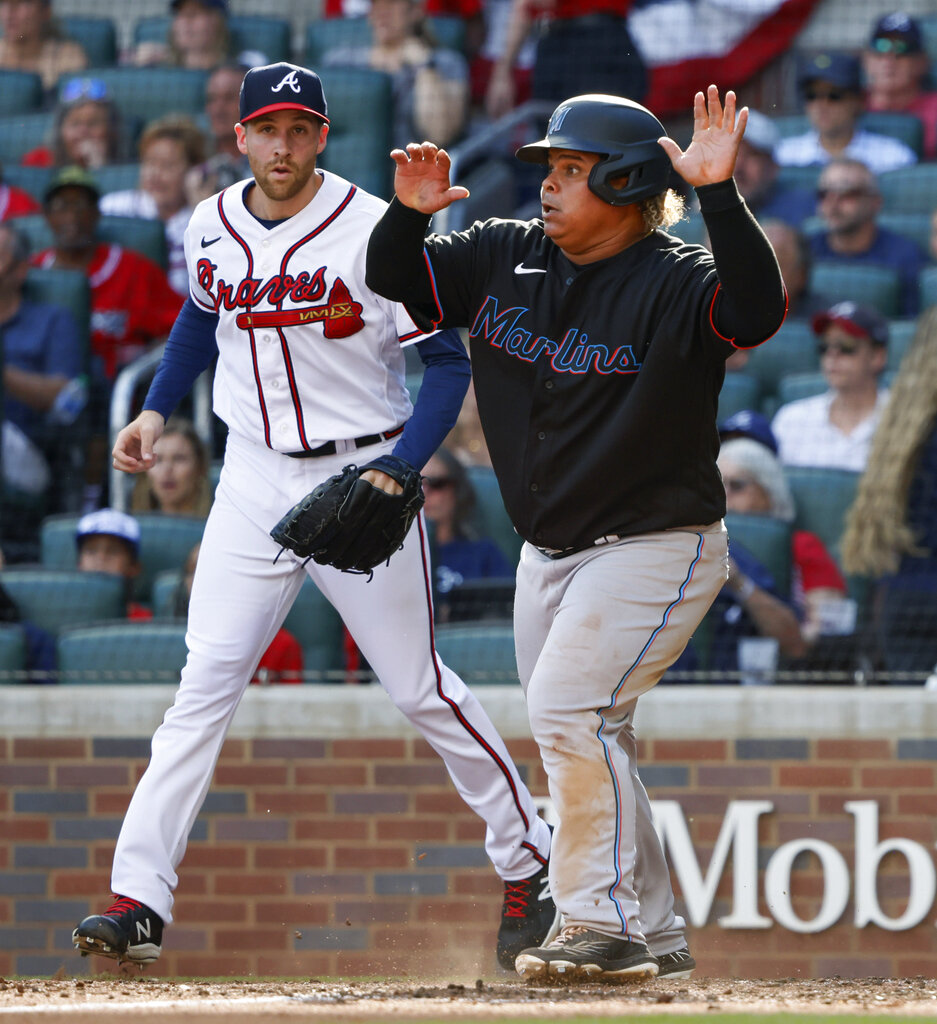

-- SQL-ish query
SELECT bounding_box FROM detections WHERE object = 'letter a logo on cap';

[271,70,302,95]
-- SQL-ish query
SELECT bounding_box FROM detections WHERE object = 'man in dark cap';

[775,52,917,173]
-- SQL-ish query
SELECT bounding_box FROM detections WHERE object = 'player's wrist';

[728,574,757,603]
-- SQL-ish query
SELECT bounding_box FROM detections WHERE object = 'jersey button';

[544,380,554,390]
[565,277,573,286]
[537,431,546,440]
[271,380,280,389]
[530,483,538,492]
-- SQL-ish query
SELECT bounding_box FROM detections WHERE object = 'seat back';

[134,14,292,64]
[465,465,522,566]
[878,212,932,252]
[718,372,761,421]
[744,320,819,407]
[0,110,54,165]
[12,213,169,268]
[23,268,91,373]
[860,111,924,156]
[57,620,189,683]
[887,318,917,371]
[135,514,206,605]
[878,163,937,214]
[57,67,209,123]
[305,17,371,67]
[94,163,143,197]
[60,16,118,67]
[151,569,184,619]
[724,512,793,597]
[0,568,126,634]
[444,577,515,623]
[808,262,901,318]
[784,465,861,566]
[0,70,43,115]
[281,578,345,679]
[0,624,27,683]
[434,623,518,683]
[317,68,394,199]
[919,265,937,314]
[776,371,827,407]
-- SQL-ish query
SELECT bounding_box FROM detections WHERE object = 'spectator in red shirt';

[0,168,40,220]
[864,12,937,160]
[30,166,182,383]
[75,508,152,620]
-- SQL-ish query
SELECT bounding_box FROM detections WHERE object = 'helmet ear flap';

[588,150,672,206]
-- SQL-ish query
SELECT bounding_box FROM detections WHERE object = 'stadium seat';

[135,514,206,606]
[784,465,861,566]
[151,569,183,619]
[465,465,522,566]
[887,318,917,371]
[316,68,394,199]
[0,624,27,683]
[919,265,937,312]
[878,163,937,215]
[57,620,189,683]
[60,16,118,67]
[444,577,515,623]
[724,512,793,597]
[771,115,808,138]
[444,159,516,232]
[0,110,54,165]
[134,14,292,64]
[860,112,924,156]
[94,163,142,197]
[920,13,937,68]
[12,212,168,268]
[0,568,125,634]
[305,17,371,67]
[0,164,52,204]
[719,372,761,421]
[808,262,901,318]
[775,371,827,407]
[743,320,820,404]
[879,212,931,253]
[57,67,209,124]
[23,268,91,372]
[281,577,345,679]
[433,623,518,683]
[0,70,43,115]
[775,164,822,193]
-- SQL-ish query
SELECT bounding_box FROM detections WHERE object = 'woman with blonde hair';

[841,307,937,682]
[131,417,212,518]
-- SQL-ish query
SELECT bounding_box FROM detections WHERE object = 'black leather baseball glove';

[270,454,424,573]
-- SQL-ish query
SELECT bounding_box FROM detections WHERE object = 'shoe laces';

[502,877,532,918]
[547,924,589,948]
[103,895,144,918]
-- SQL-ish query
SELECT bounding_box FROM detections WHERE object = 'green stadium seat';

[771,115,808,138]
[11,213,168,269]
[919,265,937,312]
[58,67,209,124]
[808,262,901,318]
[724,512,793,597]
[887,318,917,371]
[775,371,827,406]
[134,14,292,64]
[0,568,125,634]
[466,465,521,566]
[744,320,819,403]
[281,578,345,679]
[305,17,371,67]
[57,620,189,683]
[0,70,43,115]
[920,13,937,66]
[316,67,395,199]
[878,162,937,215]
[0,624,27,683]
[135,514,206,606]
[151,569,183,619]
[879,212,931,252]
[784,465,861,567]
[60,16,118,67]
[860,112,924,156]
[719,372,760,420]
[23,268,91,373]
[94,163,142,197]
[0,110,54,165]
[0,164,52,204]
[775,164,822,193]
[427,15,466,53]
[434,623,518,683]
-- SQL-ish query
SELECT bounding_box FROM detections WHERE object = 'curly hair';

[840,307,937,576]
[640,189,686,233]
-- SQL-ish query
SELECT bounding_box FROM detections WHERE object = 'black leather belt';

[285,424,405,459]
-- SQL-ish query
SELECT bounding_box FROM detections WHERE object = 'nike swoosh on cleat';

[201,235,222,247]
[514,263,547,275]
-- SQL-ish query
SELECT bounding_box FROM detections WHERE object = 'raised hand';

[657,85,748,188]
[391,142,470,215]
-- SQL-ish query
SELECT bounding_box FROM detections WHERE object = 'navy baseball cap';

[238,62,329,125]
[798,53,862,92]
[870,12,924,54]
[171,0,227,11]
[811,301,889,346]
[76,508,141,556]
[718,410,778,455]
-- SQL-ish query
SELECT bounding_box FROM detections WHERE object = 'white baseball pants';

[513,523,728,954]
[111,432,549,923]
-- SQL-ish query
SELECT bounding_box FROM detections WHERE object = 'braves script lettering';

[470,295,641,375]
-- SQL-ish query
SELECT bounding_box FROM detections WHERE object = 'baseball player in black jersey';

[367,86,787,981]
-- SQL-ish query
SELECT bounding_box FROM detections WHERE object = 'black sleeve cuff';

[695,178,744,214]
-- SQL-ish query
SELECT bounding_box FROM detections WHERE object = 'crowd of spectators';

[1,0,937,684]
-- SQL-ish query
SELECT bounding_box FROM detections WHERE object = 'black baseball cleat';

[515,925,659,982]
[73,895,163,964]
[496,860,559,970]
[655,946,696,979]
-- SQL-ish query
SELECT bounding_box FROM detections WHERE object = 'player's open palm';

[658,85,748,189]
[391,142,470,215]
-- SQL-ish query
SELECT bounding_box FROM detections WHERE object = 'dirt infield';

[3,975,937,1020]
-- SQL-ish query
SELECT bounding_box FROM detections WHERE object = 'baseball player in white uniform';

[72,63,554,972]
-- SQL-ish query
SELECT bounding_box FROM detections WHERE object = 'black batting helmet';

[516,94,672,206]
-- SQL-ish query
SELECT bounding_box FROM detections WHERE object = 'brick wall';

[1,686,936,978]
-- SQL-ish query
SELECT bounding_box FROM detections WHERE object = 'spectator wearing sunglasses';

[809,156,926,317]
[21,77,128,170]
[0,0,87,93]
[771,301,890,472]
[775,52,917,175]
[864,12,937,160]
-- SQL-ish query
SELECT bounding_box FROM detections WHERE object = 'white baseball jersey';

[185,171,426,452]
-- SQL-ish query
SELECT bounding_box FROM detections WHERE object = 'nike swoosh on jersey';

[514,263,547,275]
[201,235,222,247]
